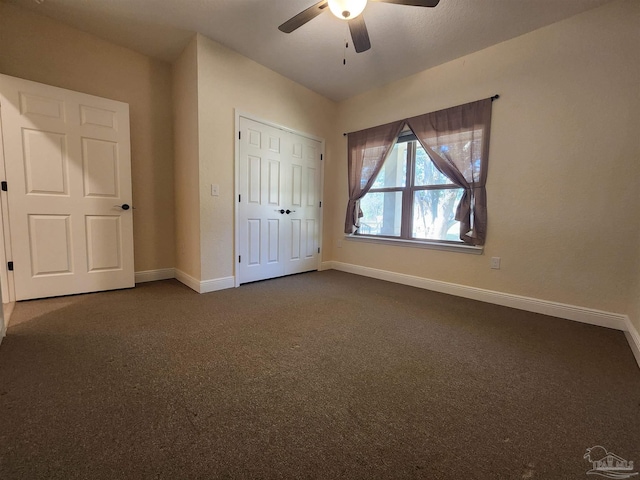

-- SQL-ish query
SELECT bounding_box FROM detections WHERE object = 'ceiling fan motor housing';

[278,0,440,54]
[328,0,368,20]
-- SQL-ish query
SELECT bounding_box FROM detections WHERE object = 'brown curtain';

[406,98,492,245]
[344,120,405,234]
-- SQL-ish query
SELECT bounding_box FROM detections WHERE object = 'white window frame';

[350,132,483,254]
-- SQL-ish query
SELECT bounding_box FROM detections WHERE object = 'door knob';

[115,204,131,210]
[275,209,285,214]
[285,209,296,214]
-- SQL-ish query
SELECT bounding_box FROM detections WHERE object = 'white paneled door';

[238,116,322,284]
[0,74,134,301]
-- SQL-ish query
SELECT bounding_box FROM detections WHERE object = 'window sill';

[344,235,483,255]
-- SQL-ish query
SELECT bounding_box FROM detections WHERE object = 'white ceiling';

[6,0,615,101]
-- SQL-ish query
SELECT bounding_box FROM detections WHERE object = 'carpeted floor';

[0,270,638,479]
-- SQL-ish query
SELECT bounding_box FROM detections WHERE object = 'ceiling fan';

[278,0,440,54]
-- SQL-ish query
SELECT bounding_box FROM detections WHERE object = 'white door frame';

[0,110,15,303]
[234,110,325,287]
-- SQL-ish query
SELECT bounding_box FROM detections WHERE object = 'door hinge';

[238,255,241,263]
[239,131,241,140]
[1,181,7,192]
[319,201,322,207]
[7,261,13,271]
[238,194,241,203]
[317,248,320,254]
[320,154,323,160]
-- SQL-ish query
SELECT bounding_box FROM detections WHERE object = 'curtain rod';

[342,94,500,136]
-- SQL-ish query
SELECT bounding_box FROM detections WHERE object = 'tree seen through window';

[358,135,464,242]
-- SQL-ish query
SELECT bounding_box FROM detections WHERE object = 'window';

[357,132,465,243]
[344,98,493,246]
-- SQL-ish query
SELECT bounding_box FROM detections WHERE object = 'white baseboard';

[326,261,640,369]
[327,261,629,331]
[200,276,235,293]
[174,269,200,293]
[174,269,234,294]
[624,318,640,368]
[135,268,176,284]
[143,261,640,371]
[0,301,13,343]
[319,261,333,271]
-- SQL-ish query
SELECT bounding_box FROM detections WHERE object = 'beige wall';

[194,34,338,282]
[172,37,202,279]
[0,2,175,273]
[2,0,638,337]
[328,0,640,324]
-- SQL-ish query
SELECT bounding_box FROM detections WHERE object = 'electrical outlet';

[337,239,343,248]
[490,257,501,270]
[211,184,219,196]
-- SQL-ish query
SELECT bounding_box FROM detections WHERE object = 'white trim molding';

[326,260,631,332]
[200,276,235,294]
[135,268,176,284]
[0,318,5,344]
[344,235,483,255]
[175,269,234,294]
[174,269,201,293]
[0,301,10,345]
[624,318,640,369]
[326,261,639,369]
[138,268,235,294]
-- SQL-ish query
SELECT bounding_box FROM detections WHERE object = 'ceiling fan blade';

[348,16,371,53]
[278,0,329,33]
[372,0,440,6]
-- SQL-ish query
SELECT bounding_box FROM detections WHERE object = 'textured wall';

[195,34,338,282]
[0,2,176,273]
[327,0,640,322]
[172,37,202,280]
[3,0,638,338]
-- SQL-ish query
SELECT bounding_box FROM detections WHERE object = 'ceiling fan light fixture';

[328,0,367,20]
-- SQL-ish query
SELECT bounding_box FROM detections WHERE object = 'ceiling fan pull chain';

[278,0,439,57]
[343,24,351,66]
[343,37,348,65]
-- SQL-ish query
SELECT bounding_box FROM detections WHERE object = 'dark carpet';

[0,270,638,479]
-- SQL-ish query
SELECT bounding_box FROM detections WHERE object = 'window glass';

[350,100,492,246]
[423,130,484,181]
[371,142,407,189]
[414,145,451,186]
[357,134,482,244]
[412,189,464,241]
[359,191,403,237]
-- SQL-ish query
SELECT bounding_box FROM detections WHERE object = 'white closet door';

[238,118,288,283]
[0,74,134,301]
[284,134,321,275]
[237,116,322,284]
